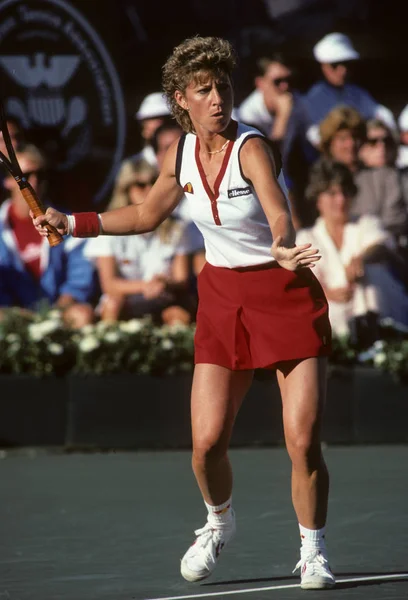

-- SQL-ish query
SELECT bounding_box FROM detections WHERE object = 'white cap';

[313,33,360,64]
[398,104,408,131]
[135,92,170,121]
[374,105,397,131]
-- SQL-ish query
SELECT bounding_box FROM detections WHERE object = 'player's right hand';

[31,208,69,237]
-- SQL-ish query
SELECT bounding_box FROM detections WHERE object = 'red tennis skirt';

[194,261,331,370]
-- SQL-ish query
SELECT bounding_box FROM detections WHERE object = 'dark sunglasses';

[129,179,157,190]
[330,61,349,69]
[366,136,392,147]
[272,76,291,86]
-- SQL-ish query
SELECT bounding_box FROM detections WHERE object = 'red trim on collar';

[195,136,235,226]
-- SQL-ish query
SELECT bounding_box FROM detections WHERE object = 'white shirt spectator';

[238,90,273,136]
[85,221,196,282]
[296,215,408,335]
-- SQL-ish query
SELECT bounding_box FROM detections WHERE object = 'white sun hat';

[135,92,171,121]
[398,104,408,132]
[313,32,360,64]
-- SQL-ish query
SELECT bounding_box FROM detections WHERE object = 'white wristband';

[97,214,103,234]
[66,214,76,236]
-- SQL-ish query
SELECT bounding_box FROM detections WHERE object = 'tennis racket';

[0,99,63,247]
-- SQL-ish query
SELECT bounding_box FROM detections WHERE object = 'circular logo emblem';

[0,0,126,208]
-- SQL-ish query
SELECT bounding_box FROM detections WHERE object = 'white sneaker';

[293,549,336,590]
[180,514,236,582]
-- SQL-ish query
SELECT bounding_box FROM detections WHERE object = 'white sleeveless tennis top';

[175,122,290,268]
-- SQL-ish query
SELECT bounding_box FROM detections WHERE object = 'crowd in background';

[1,31,408,349]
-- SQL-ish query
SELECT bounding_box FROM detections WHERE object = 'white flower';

[374,352,387,366]
[8,342,20,353]
[6,333,19,343]
[104,331,120,343]
[79,336,100,353]
[81,324,96,335]
[48,309,62,319]
[373,340,385,350]
[48,343,64,355]
[168,322,189,333]
[119,319,144,334]
[28,323,46,341]
[37,319,61,336]
[161,338,174,350]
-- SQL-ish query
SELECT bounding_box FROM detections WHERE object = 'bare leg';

[191,364,253,505]
[277,357,329,529]
[63,303,94,329]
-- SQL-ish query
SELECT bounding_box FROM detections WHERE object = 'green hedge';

[1,308,407,381]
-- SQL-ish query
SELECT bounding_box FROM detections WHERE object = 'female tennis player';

[32,36,335,590]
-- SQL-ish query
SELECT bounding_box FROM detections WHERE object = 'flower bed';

[0,308,195,377]
[0,309,407,381]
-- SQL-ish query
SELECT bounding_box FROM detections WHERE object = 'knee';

[285,429,322,466]
[161,305,191,325]
[192,434,228,465]
[63,303,94,329]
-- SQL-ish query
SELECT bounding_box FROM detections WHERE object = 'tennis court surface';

[1,446,407,600]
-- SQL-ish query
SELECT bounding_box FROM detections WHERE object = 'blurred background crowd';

[1,0,408,350]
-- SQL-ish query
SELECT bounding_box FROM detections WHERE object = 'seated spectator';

[238,53,312,227]
[397,104,408,171]
[359,118,398,169]
[304,32,396,147]
[132,92,172,167]
[85,158,197,324]
[149,120,206,272]
[317,106,408,239]
[0,144,96,328]
[296,161,408,342]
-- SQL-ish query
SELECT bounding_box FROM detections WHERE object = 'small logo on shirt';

[183,182,194,194]
[228,186,251,199]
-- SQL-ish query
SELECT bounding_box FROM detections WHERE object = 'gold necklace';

[207,140,229,154]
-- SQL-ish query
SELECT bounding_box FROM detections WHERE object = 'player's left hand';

[271,236,321,271]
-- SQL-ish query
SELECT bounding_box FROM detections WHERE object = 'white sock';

[205,497,233,527]
[299,524,326,553]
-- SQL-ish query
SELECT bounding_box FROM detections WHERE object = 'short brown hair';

[162,36,236,133]
[306,159,358,204]
[319,105,366,155]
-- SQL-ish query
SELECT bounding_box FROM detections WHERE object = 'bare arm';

[32,140,184,237]
[240,137,320,270]
[96,256,146,296]
[99,141,183,234]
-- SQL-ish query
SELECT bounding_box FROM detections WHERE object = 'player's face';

[178,71,233,134]
[317,183,351,224]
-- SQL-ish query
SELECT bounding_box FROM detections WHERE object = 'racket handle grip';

[20,186,63,247]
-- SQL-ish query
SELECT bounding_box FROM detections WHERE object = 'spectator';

[317,106,408,239]
[359,118,398,169]
[397,104,408,171]
[85,158,196,324]
[0,144,96,327]
[296,160,408,342]
[304,32,396,147]
[151,120,206,274]
[238,53,312,226]
[133,92,172,167]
